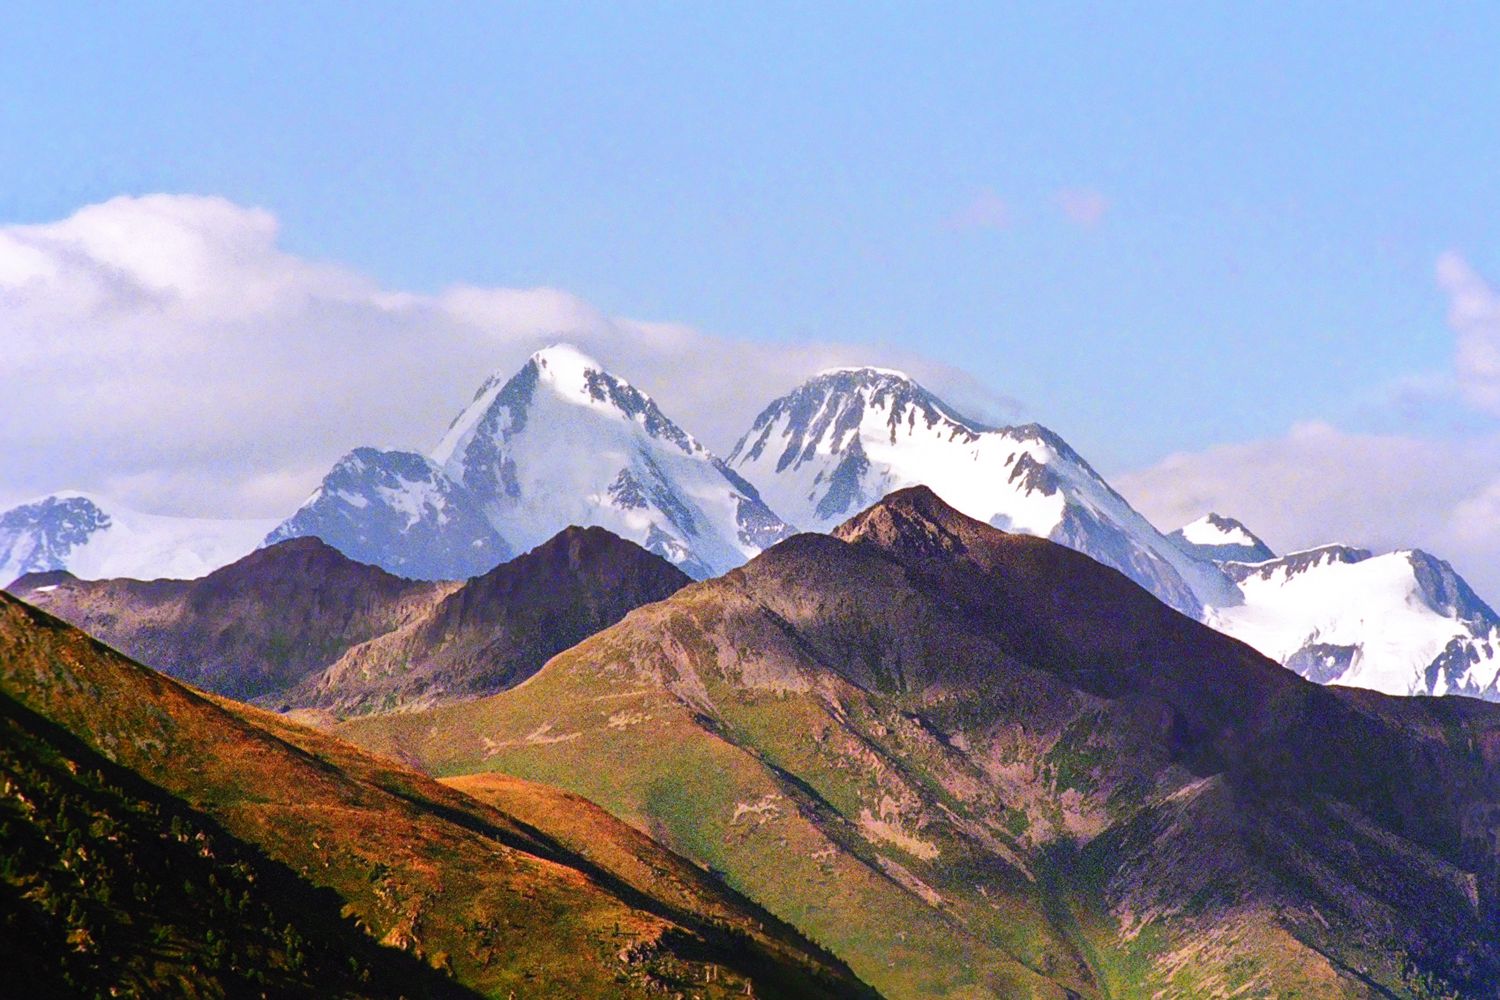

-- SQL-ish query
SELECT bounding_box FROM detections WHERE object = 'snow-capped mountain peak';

[1206,542,1500,698]
[433,345,704,471]
[1170,513,1276,563]
[272,345,793,581]
[728,367,1237,615]
[263,447,509,580]
[733,367,991,467]
[0,491,273,586]
[814,363,916,379]
[431,344,791,577]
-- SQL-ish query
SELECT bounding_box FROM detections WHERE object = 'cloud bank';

[1116,252,1500,597]
[1439,250,1500,415]
[9,195,1500,600]
[1,194,1016,518]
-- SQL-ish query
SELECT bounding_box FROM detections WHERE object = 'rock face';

[0,591,873,1000]
[727,367,1235,616]
[11,527,691,714]
[263,447,509,581]
[0,492,273,586]
[341,487,1500,1000]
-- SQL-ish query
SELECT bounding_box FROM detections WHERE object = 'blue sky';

[7,4,1500,588]
[6,4,1498,464]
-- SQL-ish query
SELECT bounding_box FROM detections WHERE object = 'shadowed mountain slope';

[0,690,473,999]
[341,486,1500,1000]
[12,528,690,715]
[9,536,454,702]
[285,525,691,714]
[0,591,875,999]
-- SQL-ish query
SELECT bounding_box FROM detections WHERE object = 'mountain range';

[8,483,1500,997]
[5,346,1499,702]
[12,526,689,714]
[337,488,1500,999]
[271,344,794,580]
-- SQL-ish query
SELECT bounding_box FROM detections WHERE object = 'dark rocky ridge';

[284,525,692,714]
[10,536,450,701]
[10,528,690,716]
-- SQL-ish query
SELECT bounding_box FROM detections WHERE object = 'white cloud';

[1114,422,1500,599]
[1056,187,1109,227]
[0,194,1013,520]
[1438,250,1500,415]
[944,190,1010,231]
[1112,253,1500,600]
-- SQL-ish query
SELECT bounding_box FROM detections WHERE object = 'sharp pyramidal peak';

[727,367,1238,617]
[270,344,795,582]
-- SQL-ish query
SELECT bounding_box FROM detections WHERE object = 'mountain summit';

[269,346,794,579]
[1169,512,1276,563]
[430,344,793,577]
[727,366,1235,615]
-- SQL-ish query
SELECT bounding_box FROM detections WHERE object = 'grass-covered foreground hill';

[0,591,874,999]
[342,487,1500,1000]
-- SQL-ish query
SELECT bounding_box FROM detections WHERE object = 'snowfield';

[1206,545,1500,698]
[0,492,273,585]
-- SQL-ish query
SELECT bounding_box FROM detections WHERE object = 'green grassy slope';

[0,591,875,999]
[340,488,1500,1000]
[0,693,470,999]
